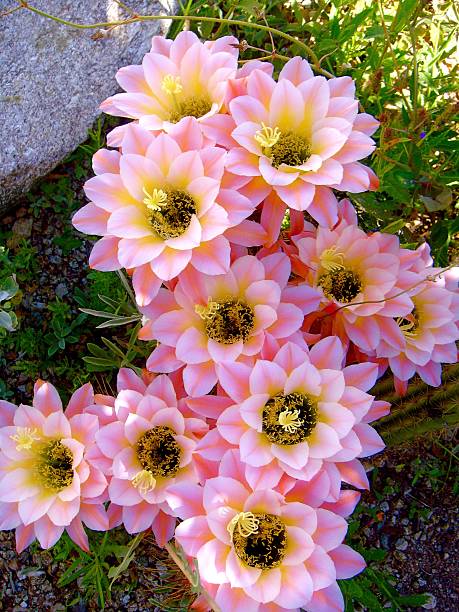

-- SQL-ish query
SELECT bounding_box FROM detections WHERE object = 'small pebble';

[422,594,437,609]
[395,538,409,551]
[55,283,68,298]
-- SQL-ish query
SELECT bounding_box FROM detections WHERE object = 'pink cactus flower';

[73,122,256,306]
[226,57,378,237]
[140,253,322,396]
[170,449,365,611]
[0,381,108,553]
[214,339,384,489]
[100,32,238,133]
[296,223,416,353]
[92,374,208,544]
[376,280,459,388]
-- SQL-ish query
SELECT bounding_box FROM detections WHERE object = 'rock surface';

[0,0,177,213]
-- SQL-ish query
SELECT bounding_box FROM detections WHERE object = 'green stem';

[16,1,333,77]
[165,541,221,612]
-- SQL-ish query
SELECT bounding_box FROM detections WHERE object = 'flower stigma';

[197,297,255,344]
[161,74,183,95]
[397,311,419,338]
[278,409,303,434]
[231,513,287,569]
[263,392,317,445]
[10,427,40,451]
[320,246,345,273]
[147,189,197,239]
[143,187,168,212]
[132,469,156,494]
[227,511,260,538]
[195,297,221,321]
[255,123,281,149]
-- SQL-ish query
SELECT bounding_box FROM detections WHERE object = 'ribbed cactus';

[373,363,459,446]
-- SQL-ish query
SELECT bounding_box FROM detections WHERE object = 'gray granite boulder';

[0,0,177,214]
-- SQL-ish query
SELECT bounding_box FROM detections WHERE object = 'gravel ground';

[357,441,458,611]
[0,441,456,611]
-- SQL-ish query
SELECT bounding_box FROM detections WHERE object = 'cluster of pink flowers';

[1,32,458,611]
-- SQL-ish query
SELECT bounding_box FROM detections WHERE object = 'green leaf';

[86,343,108,358]
[95,314,141,329]
[0,276,19,302]
[108,533,145,589]
[364,25,384,40]
[338,8,372,43]
[0,309,16,332]
[391,0,418,35]
[381,219,406,234]
[101,336,126,359]
[79,307,118,319]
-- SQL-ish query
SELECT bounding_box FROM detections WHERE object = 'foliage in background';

[175,0,458,264]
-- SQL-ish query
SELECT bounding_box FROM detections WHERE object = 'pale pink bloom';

[93,374,208,543]
[0,381,108,552]
[140,254,321,396]
[376,280,458,388]
[296,224,415,353]
[73,123,256,306]
[226,57,379,236]
[100,32,238,134]
[170,449,364,611]
[213,339,384,489]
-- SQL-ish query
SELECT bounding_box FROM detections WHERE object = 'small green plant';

[51,530,136,608]
[0,275,19,333]
[28,176,78,219]
[83,324,154,375]
[0,241,38,284]
[53,227,83,254]
[343,515,429,611]
[45,299,87,356]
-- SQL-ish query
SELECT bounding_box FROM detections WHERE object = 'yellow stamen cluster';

[278,409,303,433]
[132,469,156,494]
[254,122,281,149]
[320,246,345,272]
[161,74,183,95]
[227,511,260,538]
[143,187,168,212]
[10,427,40,451]
[195,297,220,321]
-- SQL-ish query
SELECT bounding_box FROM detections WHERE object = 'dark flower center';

[37,440,74,491]
[232,513,287,569]
[262,392,318,445]
[136,426,181,478]
[270,132,311,168]
[169,96,212,123]
[319,269,362,303]
[203,298,255,345]
[148,189,197,240]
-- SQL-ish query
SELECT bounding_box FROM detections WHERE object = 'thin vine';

[12,0,334,77]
